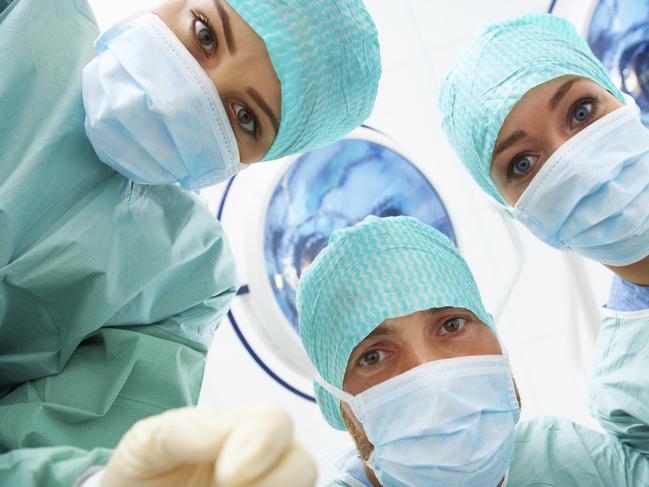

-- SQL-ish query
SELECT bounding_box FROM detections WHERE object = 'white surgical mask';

[317,354,520,487]
[82,13,246,190]
[511,100,649,266]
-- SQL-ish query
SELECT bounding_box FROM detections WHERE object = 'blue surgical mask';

[317,354,520,487]
[82,13,245,190]
[511,101,649,266]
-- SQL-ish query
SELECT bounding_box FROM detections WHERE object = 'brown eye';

[440,317,466,335]
[192,14,216,56]
[234,103,257,134]
[358,350,384,367]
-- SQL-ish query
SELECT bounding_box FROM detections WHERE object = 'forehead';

[361,307,479,340]
[221,1,280,93]
[220,1,274,64]
[511,76,597,114]
[497,76,598,136]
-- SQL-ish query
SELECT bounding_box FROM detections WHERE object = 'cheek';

[236,139,265,164]
[343,363,397,397]
[477,327,503,355]
[343,374,376,397]
[507,182,532,206]
[489,162,538,206]
[236,140,254,163]
[456,325,503,356]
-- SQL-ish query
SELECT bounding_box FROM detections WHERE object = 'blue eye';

[510,155,535,177]
[572,101,593,123]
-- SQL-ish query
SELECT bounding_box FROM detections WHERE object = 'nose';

[543,125,570,157]
[401,341,456,372]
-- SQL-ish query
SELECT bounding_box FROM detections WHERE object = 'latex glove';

[100,405,317,487]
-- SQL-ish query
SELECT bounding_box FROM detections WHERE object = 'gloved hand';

[100,404,317,487]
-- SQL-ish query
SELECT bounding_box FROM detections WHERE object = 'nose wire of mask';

[82,13,246,190]
[316,354,520,487]
[511,101,649,266]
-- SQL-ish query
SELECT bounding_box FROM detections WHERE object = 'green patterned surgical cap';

[439,13,624,204]
[227,0,382,162]
[297,216,493,430]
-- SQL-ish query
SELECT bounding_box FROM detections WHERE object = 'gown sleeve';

[589,306,649,457]
[508,417,649,485]
[0,286,236,487]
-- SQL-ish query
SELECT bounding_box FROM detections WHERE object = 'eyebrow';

[493,129,527,158]
[548,78,578,111]
[214,0,236,54]
[348,324,399,363]
[366,323,400,339]
[248,87,280,134]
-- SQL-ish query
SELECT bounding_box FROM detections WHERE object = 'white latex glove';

[100,405,317,487]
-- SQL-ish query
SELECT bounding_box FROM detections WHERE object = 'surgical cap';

[227,0,382,162]
[297,216,493,430]
[439,13,624,204]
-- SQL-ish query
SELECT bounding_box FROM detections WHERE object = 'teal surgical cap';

[297,216,494,430]
[227,0,382,162]
[439,13,624,204]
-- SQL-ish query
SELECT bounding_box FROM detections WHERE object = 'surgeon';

[297,216,649,486]
[439,14,649,288]
[0,0,380,485]
[83,0,381,189]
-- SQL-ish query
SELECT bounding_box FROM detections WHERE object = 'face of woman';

[152,0,281,164]
[489,76,623,205]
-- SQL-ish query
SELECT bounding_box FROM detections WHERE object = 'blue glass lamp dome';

[587,0,649,126]
[263,136,456,332]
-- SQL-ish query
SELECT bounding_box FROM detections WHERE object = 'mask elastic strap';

[498,201,516,217]
[622,93,641,114]
[493,336,521,422]
[314,375,355,404]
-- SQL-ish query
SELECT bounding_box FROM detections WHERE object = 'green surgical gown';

[590,308,649,456]
[0,0,238,485]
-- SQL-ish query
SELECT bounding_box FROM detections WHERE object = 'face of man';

[339,307,519,485]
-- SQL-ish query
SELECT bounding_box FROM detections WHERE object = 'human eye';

[233,103,259,137]
[191,11,217,57]
[357,349,389,367]
[507,154,538,180]
[568,97,598,129]
[438,317,467,336]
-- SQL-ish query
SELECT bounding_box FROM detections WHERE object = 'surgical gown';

[0,0,238,485]
[330,416,649,486]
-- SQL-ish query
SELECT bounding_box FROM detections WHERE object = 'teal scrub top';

[330,416,649,487]
[329,304,649,486]
[0,0,238,485]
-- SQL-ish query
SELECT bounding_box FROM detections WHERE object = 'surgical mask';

[511,101,649,266]
[82,13,245,190]
[316,354,520,487]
